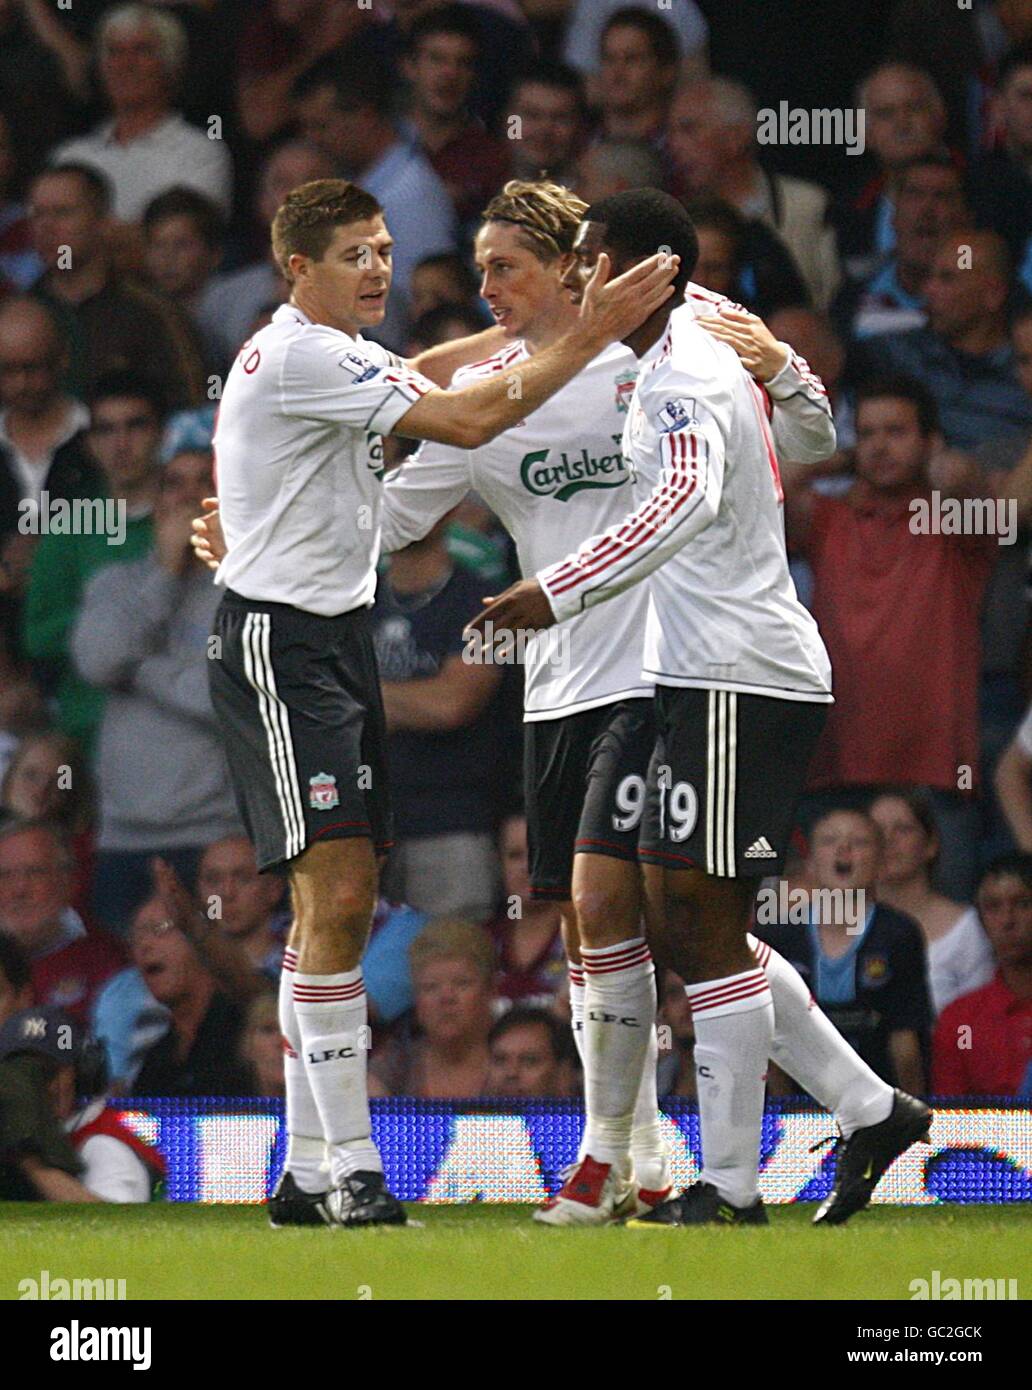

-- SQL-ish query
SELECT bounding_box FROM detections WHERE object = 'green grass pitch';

[2,1203,1030,1300]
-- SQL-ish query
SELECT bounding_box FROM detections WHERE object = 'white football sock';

[630,1021,667,1192]
[568,963,586,1066]
[278,950,326,1194]
[686,968,774,1209]
[749,934,893,1136]
[580,938,655,1170]
[293,967,381,1186]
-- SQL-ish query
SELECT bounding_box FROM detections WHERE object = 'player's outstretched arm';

[406,325,507,387]
[393,252,678,451]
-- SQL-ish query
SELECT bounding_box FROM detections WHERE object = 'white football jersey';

[214,304,435,617]
[539,302,834,703]
[382,341,651,719]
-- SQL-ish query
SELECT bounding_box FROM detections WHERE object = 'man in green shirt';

[22,372,165,753]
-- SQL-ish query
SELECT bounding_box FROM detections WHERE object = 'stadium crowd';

[2,0,1032,1130]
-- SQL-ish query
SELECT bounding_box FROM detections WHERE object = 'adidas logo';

[744,836,777,859]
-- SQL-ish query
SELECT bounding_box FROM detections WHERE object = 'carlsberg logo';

[520,442,630,501]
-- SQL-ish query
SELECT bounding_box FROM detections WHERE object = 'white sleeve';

[764,347,837,464]
[281,333,436,435]
[381,440,473,553]
[78,1135,152,1203]
[539,361,728,622]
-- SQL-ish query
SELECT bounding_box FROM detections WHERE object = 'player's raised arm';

[380,440,473,553]
[404,325,508,387]
[392,251,678,451]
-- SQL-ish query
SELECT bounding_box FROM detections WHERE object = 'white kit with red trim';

[214,304,435,617]
[538,301,834,705]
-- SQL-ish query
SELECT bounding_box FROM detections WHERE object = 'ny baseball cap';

[0,1005,82,1066]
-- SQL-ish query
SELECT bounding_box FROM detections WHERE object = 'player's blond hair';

[480,179,588,263]
[409,917,496,984]
[271,179,383,283]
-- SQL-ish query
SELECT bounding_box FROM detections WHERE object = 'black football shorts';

[524,697,655,901]
[208,589,393,872]
[638,686,827,878]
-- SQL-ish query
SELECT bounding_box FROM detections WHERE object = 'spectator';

[0,931,32,1027]
[655,968,695,1098]
[755,808,931,1093]
[0,297,98,541]
[790,376,995,898]
[595,7,681,146]
[291,55,457,347]
[90,894,173,1091]
[933,855,1032,1095]
[837,154,969,341]
[485,814,565,1011]
[128,896,249,1098]
[0,677,46,782]
[71,448,240,933]
[0,819,123,1025]
[1,731,95,914]
[991,695,1032,854]
[194,836,286,982]
[406,303,487,356]
[409,251,482,323]
[401,4,511,228]
[685,197,810,319]
[837,62,950,277]
[0,0,90,178]
[870,789,995,1014]
[0,110,41,292]
[27,165,205,408]
[855,230,1032,450]
[238,990,285,1098]
[562,0,706,84]
[373,518,503,920]
[196,140,337,372]
[22,371,164,752]
[667,76,841,310]
[573,137,665,205]
[369,917,494,1098]
[970,44,1032,277]
[51,3,232,224]
[506,62,588,186]
[0,1002,164,1202]
[234,0,370,146]
[142,187,225,374]
[484,1006,576,1097]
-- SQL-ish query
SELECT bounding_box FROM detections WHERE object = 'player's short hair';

[584,188,698,295]
[143,186,225,250]
[481,179,588,263]
[88,370,166,422]
[977,852,1032,897]
[488,1005,568,1061]
[271,179,383,283]
[854,375,939,437]
[601,6,681,64]
[409,917,495,984]
[38,162,113,218]
[406,2,481,56]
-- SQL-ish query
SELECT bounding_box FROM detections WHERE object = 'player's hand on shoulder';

[464,578,556,643]
[190,497,226,571]
[578,251,679,346]
[696,307,789,382]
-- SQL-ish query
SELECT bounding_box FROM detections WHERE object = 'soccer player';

[206,178,676,1228]
[469,190,933,1227]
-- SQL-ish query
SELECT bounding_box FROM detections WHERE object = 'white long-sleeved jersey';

[538,301,834,703]
[383,286,835,717]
